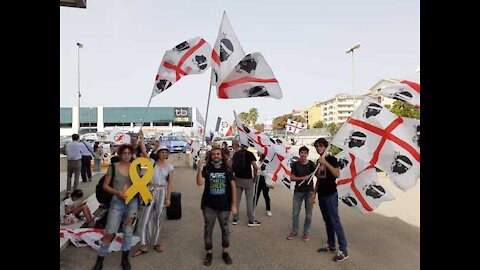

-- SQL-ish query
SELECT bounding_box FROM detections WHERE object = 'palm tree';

[248,108,259,125]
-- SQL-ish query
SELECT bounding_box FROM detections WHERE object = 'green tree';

[388,100,420,119]
[253,123,264,131]
[327,123,340,136]
[239,112,251,126]
[312,120,325,128]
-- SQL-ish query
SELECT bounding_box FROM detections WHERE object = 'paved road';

[60,167,419,270]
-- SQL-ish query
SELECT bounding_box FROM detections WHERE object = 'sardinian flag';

[331,97,420,191]
[217,53,282,99]
[215,117,223,132]
[189,139,202,158]
[107,126,130,145]
[377,75,420,108]
[224,124,233,136]
[211,11,246,86]
[151,37,213,98]
[335,150,395,213]
[60,228,140,252]
[234,111,297,191]
[286,119,307,134]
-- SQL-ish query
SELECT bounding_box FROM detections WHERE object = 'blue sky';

[60,0,419,131]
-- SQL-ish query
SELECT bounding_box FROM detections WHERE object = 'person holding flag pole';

[309,138,349,262]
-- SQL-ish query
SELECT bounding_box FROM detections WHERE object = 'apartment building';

[320,94,365,125]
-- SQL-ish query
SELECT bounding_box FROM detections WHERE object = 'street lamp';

[77,42,83,134]
[345,42,360,112]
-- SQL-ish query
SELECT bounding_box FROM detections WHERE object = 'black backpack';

[96,162,116,204]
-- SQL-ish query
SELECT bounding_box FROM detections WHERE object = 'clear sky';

[60,0,419,131]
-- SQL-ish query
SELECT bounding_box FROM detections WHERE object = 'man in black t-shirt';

[287,146,316,242]
[231,145,261,227]
[196,147,237,266]
[310,138,349,262]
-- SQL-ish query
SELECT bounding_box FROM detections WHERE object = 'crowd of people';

[63,133,349,269]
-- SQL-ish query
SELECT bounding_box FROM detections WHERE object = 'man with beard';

[196,147,237,266]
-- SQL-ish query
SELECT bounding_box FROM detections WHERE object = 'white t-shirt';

[150,159,174,186]
[60,198,75,218]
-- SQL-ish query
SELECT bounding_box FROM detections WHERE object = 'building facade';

[306,102,322,128]
[60,106,205,136]
[320,94,365,125]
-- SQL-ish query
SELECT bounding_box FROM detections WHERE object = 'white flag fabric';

[189,139,202,157]
[378,79,420,108]
[286,119,307,134]
[331,97,420,191]
[234,111,297,191]
[217,53,282,99]
[107,127,131,145]
[60,228,140,252]
[106,126,121,142]
[211,11,246,86]
[335,151,395,214]
[151,37,212,98]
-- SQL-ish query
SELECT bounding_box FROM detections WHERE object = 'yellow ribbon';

[125,157,154,205]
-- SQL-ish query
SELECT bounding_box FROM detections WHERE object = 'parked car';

[158,135,188,153]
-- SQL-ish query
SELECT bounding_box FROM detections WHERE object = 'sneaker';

[247,220,261,227]
[266,211,272,217]
[232,218,238,225]
[222,252,233,264]
[302,233,309,242]
[286,231,298,240]
[333,251,349,262]
[317,245,337,253]
[203,253,213,266]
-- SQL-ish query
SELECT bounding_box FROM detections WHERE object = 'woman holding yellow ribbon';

[132,130,174,256]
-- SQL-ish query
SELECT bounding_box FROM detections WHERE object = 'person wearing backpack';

[91,144,138,270]
[132,132,174,256]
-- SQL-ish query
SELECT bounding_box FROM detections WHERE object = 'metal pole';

[77,43,81,134]
[203,69,214,148]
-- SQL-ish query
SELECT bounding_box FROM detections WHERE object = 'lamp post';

[345,42,360,112]
[122,114,126,131]
[77,42,83,134]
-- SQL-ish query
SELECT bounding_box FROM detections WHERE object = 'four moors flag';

[331,97,420,191]
[335,150,395,213]
[151,37,213,98]
[217,52,282,99]
[377,74,420,108]
[286,119,307,134]
[234,111,296,191]
[211,11,246,86]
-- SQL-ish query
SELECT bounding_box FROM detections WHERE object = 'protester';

[231,144,261,227]
[65,134,82,194]
[60,189,95,226]
[196,147,237,266]
[287,146,316,241]
[92,144,138,270]
[133,132,174,256]
[254,153,272,217]
[310,138,349,262]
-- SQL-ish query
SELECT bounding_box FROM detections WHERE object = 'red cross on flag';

[211,11,246,86]
[60,228,140,252]
[331,97,420,191]
[286,119,307,134]
[335,150,395,213]
[151,37,212,98]
[234,111,296,191]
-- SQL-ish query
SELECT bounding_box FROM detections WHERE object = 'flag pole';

[203,69,214,149]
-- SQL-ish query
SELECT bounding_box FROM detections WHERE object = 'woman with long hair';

[92,143,137,270]
[132,130,174,256]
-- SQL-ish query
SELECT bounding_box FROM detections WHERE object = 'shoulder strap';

[82,141,94,154]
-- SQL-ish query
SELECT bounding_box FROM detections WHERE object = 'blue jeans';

[318,192,347,253]
[94,159,101,172]
[99,196,138,256]
[292,192,313,235]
